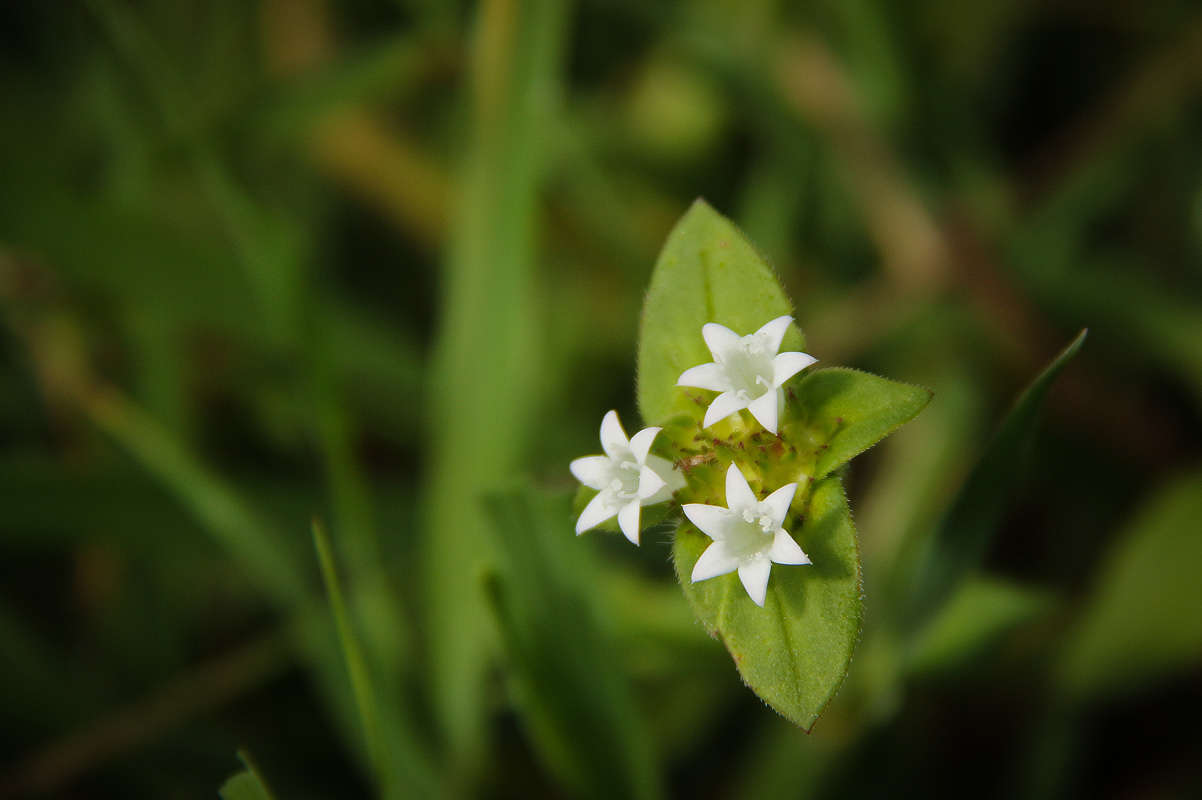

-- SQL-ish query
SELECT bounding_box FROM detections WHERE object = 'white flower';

[676,315,817,434]
[570,410,686,545]
[683,463,810,607]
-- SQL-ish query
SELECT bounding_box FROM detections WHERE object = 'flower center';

[741,507,776,534]
[719,334,775,399]
[609,458,642,498]
[740,334,769,356]
[725,502,778,557]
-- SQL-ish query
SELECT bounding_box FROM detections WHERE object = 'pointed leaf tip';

[637,202,801,425]
[673,476,862,730]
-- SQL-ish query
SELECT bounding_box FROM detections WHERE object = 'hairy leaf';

[673,476,862,730]
[787,367,932,479]
[637,199,802,426]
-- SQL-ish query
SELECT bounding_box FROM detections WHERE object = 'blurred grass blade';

[482,490,662,800]
[1018,259,1202,408]
[1056,469,1202,702]
[258,33,432,139]
[219,751,277,800]
[86,388,308,607]
[420,0,571,766]
[906,576,1055,678]
[313,520,436,798]
[311,519,383,787]
[88,0,306,341]
[899,329,1087,632]
[1,631,290,798]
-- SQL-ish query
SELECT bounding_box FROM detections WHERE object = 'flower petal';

[617,501,642,545]
[747,389,780,434]
[576,490,621,534]
[691,541,740,582]
[769,530,810,565]
[677,362,729,392]
[702,390,748,428]
[569,456,612,491]
[773,351,817,386]
[755,315,794,354]
[649,455,686,491]
[599,410,629,459]
[636,465,666,500]
[627,426,662,463]
[642,455,684,505]
[702,322,741,361]
[762,482,798,527]
[738,558,773,607]
[724,462,758,511]
[683,503,735,541]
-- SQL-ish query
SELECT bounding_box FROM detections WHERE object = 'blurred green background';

[2,0,1201,797]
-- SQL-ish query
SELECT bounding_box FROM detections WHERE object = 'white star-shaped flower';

[676,315,817,434]
[683,463,810,607]
[570,410,686,544]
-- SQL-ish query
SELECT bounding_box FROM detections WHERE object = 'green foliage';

[218,752,276,800]
[907,576,1055,678]
[1057,470,1202,702]
[420,0,571,761]
[312,520,434,799]
[789,367,933,479]
[637,199,804,426]
[639,201,926,728]
[311,520,384,788]
[673,476,862,730]
[483,490,662,800]
[899,330,1087,631]
[85,392,308,608]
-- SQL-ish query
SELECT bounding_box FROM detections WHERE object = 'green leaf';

[788,367,932,479]
[1056,469,1202,702]
[483,490,662,800]
[899,330,1087,631]
[637,199,803,426]
[672,475,862,730]
[419,0,570,762]
[219,751,276,800]
[85,389,308,608]
[906,576,1054,678]
[311,521,435,799]
[311,520,384,787]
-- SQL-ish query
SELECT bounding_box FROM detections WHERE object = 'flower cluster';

[571,316,818,606]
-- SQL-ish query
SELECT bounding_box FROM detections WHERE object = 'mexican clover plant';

[571,200,931,730]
